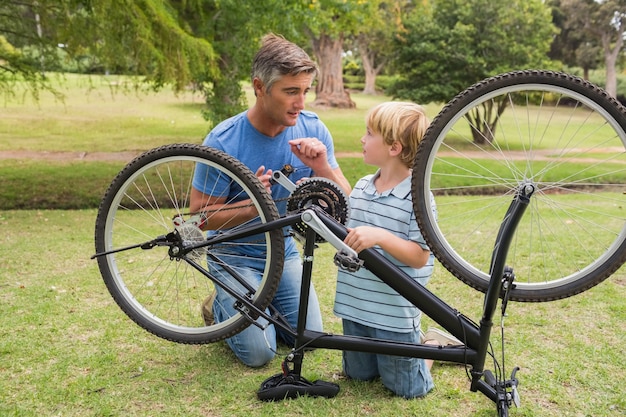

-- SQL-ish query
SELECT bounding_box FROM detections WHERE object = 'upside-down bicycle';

[92,70,626,416]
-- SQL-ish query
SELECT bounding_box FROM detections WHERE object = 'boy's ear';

[389,140,403,156]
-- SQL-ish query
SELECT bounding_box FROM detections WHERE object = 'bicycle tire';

[412,70,626,302]
[94,143,284,343]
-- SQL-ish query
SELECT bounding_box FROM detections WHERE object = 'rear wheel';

[94,144,284,343]
[412,70,626,301]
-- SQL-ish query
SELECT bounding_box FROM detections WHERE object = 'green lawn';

[0,72,442,154]
[0,209,624,417]
[0,75,625,416]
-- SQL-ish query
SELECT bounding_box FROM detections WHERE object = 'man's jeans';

[210,251,323,367]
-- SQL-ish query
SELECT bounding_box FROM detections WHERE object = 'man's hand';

[289,137,328,172]
[255,165,273,195]
[288,137,352,196]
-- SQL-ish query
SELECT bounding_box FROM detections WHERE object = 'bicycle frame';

[180,182,535,407]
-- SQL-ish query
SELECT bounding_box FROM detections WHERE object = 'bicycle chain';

[174,178,349,243]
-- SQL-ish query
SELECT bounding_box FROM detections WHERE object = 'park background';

[1,1,626,416]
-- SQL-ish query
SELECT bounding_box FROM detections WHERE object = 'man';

[190,33,350,367]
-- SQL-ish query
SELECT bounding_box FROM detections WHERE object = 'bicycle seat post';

[291,222,319,375]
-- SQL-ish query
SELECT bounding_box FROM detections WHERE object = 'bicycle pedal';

[334,250,363,272]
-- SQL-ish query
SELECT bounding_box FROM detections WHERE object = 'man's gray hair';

[251,34,318,94]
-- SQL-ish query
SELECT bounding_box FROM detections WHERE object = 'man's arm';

[189,188,258,230]
[189,166,274,230]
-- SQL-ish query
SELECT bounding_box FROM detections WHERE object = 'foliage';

[547,0,626,95]
[175,0,305,125]
[0,0,307,124]
[548,0,603,77]
[388,0,557,104]
[387,0,557,144]
[0,0,217,100]
[351,0,417,95]
[3,0,625,126]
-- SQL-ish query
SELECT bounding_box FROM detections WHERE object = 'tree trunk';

[362,64,378,95]
[602,30,622,98]
[310,33,355,109]
[466,98,508,145]
[360,46,384,95]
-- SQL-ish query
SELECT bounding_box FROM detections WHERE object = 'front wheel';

[94,144,284,343]
[412,70,626,302]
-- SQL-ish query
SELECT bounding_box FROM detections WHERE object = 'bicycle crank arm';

[301,209,358,259]
[271,169,296,193]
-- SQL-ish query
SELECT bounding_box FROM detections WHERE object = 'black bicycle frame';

[184,182,534,404]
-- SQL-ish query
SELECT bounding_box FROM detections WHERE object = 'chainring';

[286,178,349,242]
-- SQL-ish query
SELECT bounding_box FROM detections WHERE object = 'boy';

[334,101,458,398]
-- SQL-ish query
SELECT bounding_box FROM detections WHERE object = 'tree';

[0,0,217,100]
[589,0,626,97]
[548,0,602,80]
[548,0,625,95]
[1,0,314,124]
[389,0,556,144]
[353,0,417,95]
[300,0,361,108]
[173,0,306,125]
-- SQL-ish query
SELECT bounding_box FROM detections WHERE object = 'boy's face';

[360,125,392,167]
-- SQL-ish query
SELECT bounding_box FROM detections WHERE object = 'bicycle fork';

[471,183,534,413]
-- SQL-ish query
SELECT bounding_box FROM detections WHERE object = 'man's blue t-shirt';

[193,110,339,257]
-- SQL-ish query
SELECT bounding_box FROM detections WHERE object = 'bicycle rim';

[94,144,284,343]
[412,70,626,301]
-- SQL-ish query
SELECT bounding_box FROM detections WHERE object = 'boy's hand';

[344,226,380,253]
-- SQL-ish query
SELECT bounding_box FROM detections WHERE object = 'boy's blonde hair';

[366,101,429,168]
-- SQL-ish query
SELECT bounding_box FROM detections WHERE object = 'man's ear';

[253,78,265,97]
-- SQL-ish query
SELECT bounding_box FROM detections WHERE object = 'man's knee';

[239,348,275,368]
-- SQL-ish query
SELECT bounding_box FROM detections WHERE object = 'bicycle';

[92,70,626,416]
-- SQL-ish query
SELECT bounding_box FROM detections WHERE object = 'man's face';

[256,72,313,128]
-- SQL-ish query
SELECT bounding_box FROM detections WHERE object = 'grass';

[1,74,625,416]
[0,72,442,154]
[0,73,209,153]
[0,74,390,209]
[0,209,624,417]
[0,159,124,209]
